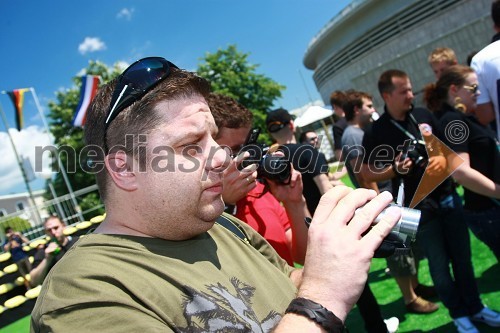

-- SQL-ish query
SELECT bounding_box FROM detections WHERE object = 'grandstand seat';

[25,285,41,299]
[76,221,92,230]
[63,226,78,236]
[3,263,17,275]
[4,295,27,309]
[90,214,105,224]
[0,252,11,263]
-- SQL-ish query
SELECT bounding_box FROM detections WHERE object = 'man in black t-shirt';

[266,108,331,214]
[30,216,79,287]
[362,69,491,331]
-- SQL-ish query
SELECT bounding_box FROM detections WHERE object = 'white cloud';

[117,8,134,20]
[0,126,53,194]
[78,37,106,55]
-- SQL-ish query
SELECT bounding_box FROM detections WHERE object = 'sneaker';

[453,317,479,333]
[414,284,438,299]
[384,316,399,333]
[405,296,439,314]
[471,306,500,327]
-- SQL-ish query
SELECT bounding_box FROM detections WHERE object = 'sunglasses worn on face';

[105,57,178,130]
[463,84,479,94]
[267,121,288,133]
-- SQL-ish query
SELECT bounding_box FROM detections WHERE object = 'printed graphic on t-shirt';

[178,277,281,332]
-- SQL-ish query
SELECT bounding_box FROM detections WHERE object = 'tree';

[46,60,123,218]
[197,45,285,144]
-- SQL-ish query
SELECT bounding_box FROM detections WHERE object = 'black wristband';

[285,297,348,333]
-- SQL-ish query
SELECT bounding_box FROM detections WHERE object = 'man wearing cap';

[266,108,332,214]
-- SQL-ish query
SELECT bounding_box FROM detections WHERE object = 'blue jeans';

[464,206,500,261]
[417,193,483,318]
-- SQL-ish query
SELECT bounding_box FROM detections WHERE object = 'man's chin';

[200,199,225,222]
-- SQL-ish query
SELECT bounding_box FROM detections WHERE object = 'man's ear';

[104,151,138,192]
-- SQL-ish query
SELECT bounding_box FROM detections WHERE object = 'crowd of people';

[19,1,500,333]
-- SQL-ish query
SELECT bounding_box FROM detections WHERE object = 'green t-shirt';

[31,214,297,332]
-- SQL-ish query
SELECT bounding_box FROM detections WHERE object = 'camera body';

[406,139,428,170]
[238,128,292,184]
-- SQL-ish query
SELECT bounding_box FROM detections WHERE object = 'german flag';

[7,88,30,131]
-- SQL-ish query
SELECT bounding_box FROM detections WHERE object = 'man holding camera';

[361,69,499,332]
[31,58,402,333]
[207,93,309,265]
[266,108,332,214]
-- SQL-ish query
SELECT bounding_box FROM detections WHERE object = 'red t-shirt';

[235,182,293,265]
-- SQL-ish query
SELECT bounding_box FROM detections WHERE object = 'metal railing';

[0,185,104,243]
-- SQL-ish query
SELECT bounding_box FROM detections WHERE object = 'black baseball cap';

[266,108,294,133]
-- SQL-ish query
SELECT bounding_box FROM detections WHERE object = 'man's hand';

[45,242,60,258]
[393,152,413,175]
[298,187,400,321]
[267,169,304,204]
[426,155,446,176]
[222,152,258,205]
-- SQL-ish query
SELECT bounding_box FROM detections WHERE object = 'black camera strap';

[389,113,425,146]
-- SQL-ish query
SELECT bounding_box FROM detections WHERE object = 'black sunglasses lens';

[122,58,171,91]
[106,57,176,126]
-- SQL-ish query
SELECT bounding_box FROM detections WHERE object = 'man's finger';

[361,206,401,251]
[325,188,378,229]
[311,186,354,226]
[347,191,394,235]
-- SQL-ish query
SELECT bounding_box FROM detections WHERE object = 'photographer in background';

[361,69,499,332]
[207,93,309,265]
[29,215,78,287]
[266,108,332,214]
[3,226,31,290]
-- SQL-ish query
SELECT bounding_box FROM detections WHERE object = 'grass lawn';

[1,175,498,333]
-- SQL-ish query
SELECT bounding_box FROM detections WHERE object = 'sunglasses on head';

[463,84,479,94]
[105,57,178,130]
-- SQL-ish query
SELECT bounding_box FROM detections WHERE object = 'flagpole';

[0,101,43,225]
[30,87,84,222]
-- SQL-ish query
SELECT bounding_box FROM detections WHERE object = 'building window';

[16,201,26,211]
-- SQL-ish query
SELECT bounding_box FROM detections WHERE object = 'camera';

[405,139,427,169]
[237,128,292,184]
[368,204,421,243]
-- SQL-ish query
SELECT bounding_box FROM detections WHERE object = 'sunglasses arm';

[106,84,129,124]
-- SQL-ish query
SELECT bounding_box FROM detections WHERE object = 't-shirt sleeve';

[362,126,376,164]
[436,112,469,153]
[471,58,492,105]
[341,129,364,161]
[32,248,46,270]
[333,125,344,150]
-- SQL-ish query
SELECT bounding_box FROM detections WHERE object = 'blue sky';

[0,0,352,196]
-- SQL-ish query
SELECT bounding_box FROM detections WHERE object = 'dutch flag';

[73,75,100,127]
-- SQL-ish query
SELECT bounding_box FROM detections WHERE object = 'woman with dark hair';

[424,64,500,332]
[425,65,500,260]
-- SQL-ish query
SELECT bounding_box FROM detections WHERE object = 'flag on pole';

[73,75,100,127]
[6,88,30,131]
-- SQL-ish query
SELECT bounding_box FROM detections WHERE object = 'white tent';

[294,105,333,127]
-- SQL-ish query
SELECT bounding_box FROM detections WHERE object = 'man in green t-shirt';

[31,57,400,333]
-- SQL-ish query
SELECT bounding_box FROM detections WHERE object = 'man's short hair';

[206,93,253,134]
[344,91,373,122]
[493,0,500,27]
[378,69,408,96]
[329,90,348,109]
[427,47,458,65]
[84,67,211,201]
[44,215,64,226]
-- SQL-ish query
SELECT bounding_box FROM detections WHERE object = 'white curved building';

[304,0,493,109]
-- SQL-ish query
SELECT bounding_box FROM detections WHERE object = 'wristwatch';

[285,297,348,332]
